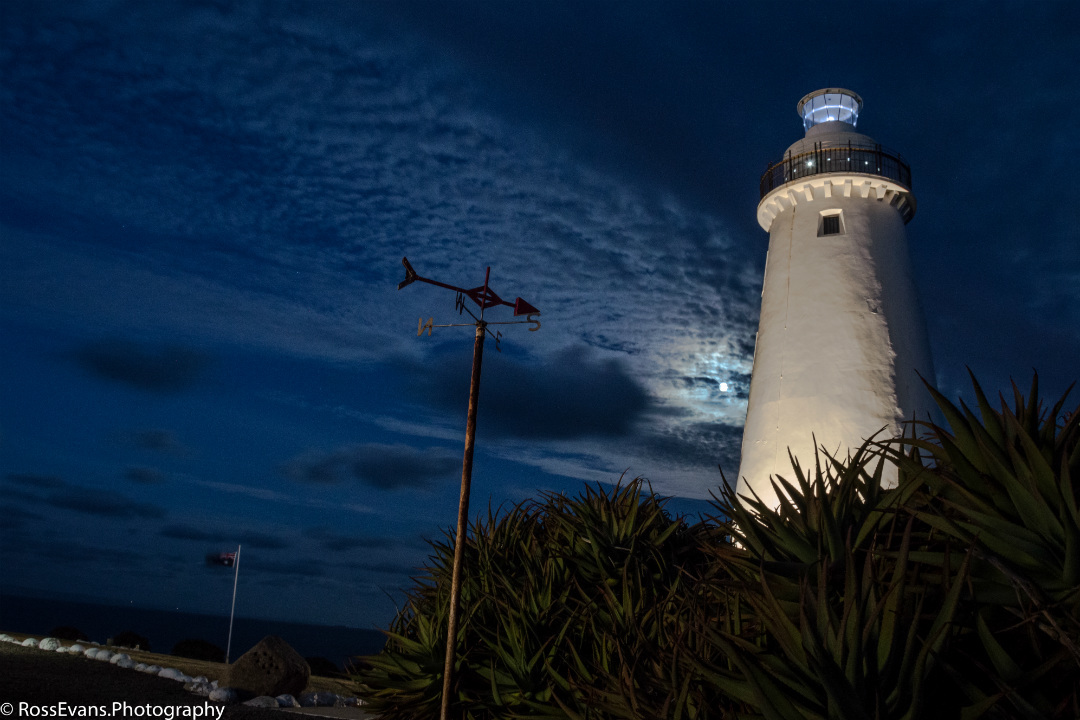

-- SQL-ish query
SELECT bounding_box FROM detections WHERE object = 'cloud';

[45,488,166,519]
[124,466,166,484]
[282,443,460,490]
[2,535,151,569]
[160,524,289,550]
[3,473,167,519]
[343,559,425,577]
[68,339,208,393]
[3,473,67,489]
[241,557,328,579]
[407,345,650,440]
[0,504,45,531]
[160,525,218,542]
[180,477,377,515]
[637,421,744,479]
[127,429,188,454]
[304,527,397,552]
[187,479,295,504]
[236,532,288,550]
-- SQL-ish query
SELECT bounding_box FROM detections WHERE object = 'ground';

[0,638,374,719]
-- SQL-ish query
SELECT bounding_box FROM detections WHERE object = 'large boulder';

[224,636,309,699]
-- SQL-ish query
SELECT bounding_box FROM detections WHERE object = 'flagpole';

[226,544,241,663]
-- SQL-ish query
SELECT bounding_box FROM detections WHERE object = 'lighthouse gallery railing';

[759,141,912,199]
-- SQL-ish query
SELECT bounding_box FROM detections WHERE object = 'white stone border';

[0,634,365,709]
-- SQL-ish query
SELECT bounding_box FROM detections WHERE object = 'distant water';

[0,593,386,671]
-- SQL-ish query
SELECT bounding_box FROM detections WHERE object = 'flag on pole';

[206,551,237,567]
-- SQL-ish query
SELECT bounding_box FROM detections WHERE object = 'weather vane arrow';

[398,256,539,317]
[395,255,541,720]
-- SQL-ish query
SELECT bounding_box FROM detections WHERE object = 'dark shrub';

[112,630,151,652]
[49,626,87,642]
[305,656,341,677]
[354,374,1079,719]
[354,479,712,719]
[172,638,225,663]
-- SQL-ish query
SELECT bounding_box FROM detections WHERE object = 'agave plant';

[354,373,1078,720]
[663,437,970,720]
[881,372,1080,718]
[548,482,715,719]
[354,479,709,719]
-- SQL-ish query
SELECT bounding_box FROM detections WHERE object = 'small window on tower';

[818,211,844,236]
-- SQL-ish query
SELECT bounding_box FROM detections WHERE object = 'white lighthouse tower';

[736,89,934,508]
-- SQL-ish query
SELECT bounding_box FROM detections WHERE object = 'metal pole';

[226,544,241,663]
[440,322,486,720]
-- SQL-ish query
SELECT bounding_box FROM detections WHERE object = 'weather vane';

[396,256,541,720]
[399,256,541,347]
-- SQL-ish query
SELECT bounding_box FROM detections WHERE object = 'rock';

[109,653,131,665]
[208,687,238,704]
[224,636,310,699]
[134,663,148,671]
[243,697,279,708]
[22,638,39,647]
[38,638,61,651]
[142,664,162,675]
[185,681,213,697]
[298,691,340,707]
[275,695,300,708]
[69,644,85,653]
[0,634,14,642]
[158,667,186,681]
[115,657,136,669]
[84,648,99,659]
[94,651,114,662]
[192,676,209,684]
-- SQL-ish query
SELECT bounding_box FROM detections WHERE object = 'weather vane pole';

[397,257,540,720]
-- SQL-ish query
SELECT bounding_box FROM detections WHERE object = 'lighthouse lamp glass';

[801,92,861,131]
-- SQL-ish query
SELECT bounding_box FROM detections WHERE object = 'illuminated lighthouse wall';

[736,89,934,509]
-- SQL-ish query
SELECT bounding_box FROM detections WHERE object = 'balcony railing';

[759,141,912,199]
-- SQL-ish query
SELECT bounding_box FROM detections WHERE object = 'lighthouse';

[736,89,934,508]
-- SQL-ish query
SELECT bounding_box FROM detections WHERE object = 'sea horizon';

[0,591,386,671]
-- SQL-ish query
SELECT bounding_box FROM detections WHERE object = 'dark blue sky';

[2,1,1077,630]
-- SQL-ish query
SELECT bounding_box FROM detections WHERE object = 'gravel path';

[0,643,373,719]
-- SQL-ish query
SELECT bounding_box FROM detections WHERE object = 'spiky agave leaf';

[542,480,717,718]
[878,372,1080,718]
[693,441,969,720]
[718,435,899,567]
[354,479,713,720]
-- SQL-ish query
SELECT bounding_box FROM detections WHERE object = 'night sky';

[2,1,1077,630]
